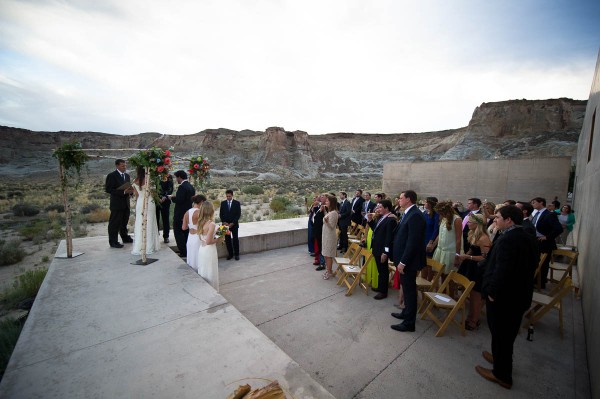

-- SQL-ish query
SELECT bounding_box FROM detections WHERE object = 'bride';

[197,202,224,291]
[131,167,161,255]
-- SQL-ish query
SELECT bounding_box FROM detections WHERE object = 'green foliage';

[44,204,65,213]
[242,184,264,195]
[80,204,101,214]
[0,239,26,266]
[1,268,48,309]
[53,141,89,189]
[128,147,173,202]
[0,318,25,380]
[269,196,291,213]
[12,204,40,217]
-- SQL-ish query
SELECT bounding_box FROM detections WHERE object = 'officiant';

[105,159,134,248]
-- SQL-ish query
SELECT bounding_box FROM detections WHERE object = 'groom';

[170,170,195,257]
[105,159,134,248]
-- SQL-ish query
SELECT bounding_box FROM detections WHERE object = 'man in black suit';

[367,200,397,300]
[337,191,352,252]
[477,205,539,389]
[391,190,426,332]
[361,192,376,226]
[462,198,482,252]
[220,189,241,260]
[516,201,536,238]
[105,159,134,248]
[169,170,195,257]
[531,197,563,288]
[156,174,174,243]
[350,190,365,226]
[312,194,325,269]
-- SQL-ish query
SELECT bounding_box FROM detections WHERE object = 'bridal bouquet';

[214,224,230,241]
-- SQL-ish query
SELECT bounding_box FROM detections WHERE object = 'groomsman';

[105,159,134,248]
[337,192,351,252]
[156,174,174,243]
[350,190,365,226]
[170,170,195,257]
[220,189,241,260]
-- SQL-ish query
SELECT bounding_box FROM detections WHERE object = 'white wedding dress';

[131,183,161,255]
[198,221,219,292]
[186,208,200,271]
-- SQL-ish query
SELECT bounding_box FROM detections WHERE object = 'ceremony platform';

[0,219,591,398]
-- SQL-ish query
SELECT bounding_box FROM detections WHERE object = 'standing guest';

[482,201,496,229]
[362,192,376,225]
[516,201,537,238]
[307,196,319,256]
[392,197,402,218]
[558,204,575,245]
[432,201,463,280]
[321,194,339,280]
[220,189,241,260]
[182,195,206,271]
[169,170,195,257]
[337,192,351,252]
[457,213,492,330]
[503,199,517,206]
[350,190,365,226]
[531,197,563,288]
[487,204,507,242]
[422,197,440,280]
[156,174,174,243]
[477,205,539,389]
[367,199,397,299]
[462,198,482,252]
[548,199,561,214]
[390,190,426,332]
[105,159,134,248]
[312,194,325,270]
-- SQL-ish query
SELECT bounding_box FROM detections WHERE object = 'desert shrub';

[81,204,101,214]
[1,268,48,309]
[261,195,270,203]
[243,185,264,195]
[88,190,107,200]
[0,318,25,380]
[0,239,26,266]
[7,191,23,199]
[18,219,50,241]
[12,204,40,217]
[85,208,110,223]
[275,187,286,195]
[272,211,302,220]
[255,215,262,221]
[270,196,291,213]
[45,204,65,213]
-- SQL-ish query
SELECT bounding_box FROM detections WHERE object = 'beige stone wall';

[383,157,571,205]
[574,50,600,399]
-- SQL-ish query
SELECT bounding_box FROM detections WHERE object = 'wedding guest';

[482,201,496,228]
[321,194,339,280]
[312,194,325,270]
[422,196,440,280]
[337,191,351,252]
[307,196,318,256]
[487,204,507,242]
[182,195,206,271]
[156,173,174,243]
[131,167,161,256]
[169,170,195,257]
[220,189,241,260]
[105,159,134,248]
[367,199,397,299]
[432,201,462,281]
[558,204,575,245]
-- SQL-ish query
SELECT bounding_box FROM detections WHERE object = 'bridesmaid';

[182,195,205,271]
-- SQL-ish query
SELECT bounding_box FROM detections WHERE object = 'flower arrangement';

[214,224,230,240]
[128,147,173,201]
[52,141,89,187]
[188,155,210,189]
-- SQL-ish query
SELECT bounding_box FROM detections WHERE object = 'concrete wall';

[382,157,571,205]
[574,50,600,399]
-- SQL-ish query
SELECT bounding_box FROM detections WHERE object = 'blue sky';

[0,0,598,135]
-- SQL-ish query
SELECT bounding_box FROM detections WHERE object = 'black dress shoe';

[372,287,381,293]
[391,312,406,320]
[110,243,124,248]
[164,238,170,243]
[373,293,387,300]
[315,265,325,271]
[122,236,134,243]
[235,256,240,261]
[391,323,415,332]
[227,256,233,260]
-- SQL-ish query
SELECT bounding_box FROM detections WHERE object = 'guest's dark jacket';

[351,196,365,225]
[534,209,563,253]
[482,226,539,313]
[172,180,195,221]
[521,218,536,238]
[158,177,174,206]
[105,170,131,211]
[368,214,397,257]
[220,199,241,231]
[338,199,352,228]
[392,206,427,271]
[312,206,325,238]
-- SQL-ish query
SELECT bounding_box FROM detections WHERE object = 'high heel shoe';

[323,271,331,280]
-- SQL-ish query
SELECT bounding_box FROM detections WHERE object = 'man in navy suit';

[169,170,195,257]
[367,200,398,300]
[337,191,352,252]
[105,159,134,248]
[350,190,365,226]
[391,190,426,332]
[531,197,563,288]
[220,189,242,260]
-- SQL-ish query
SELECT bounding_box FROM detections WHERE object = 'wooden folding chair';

[420,271,475,337]
[533,253,548,291]
[333,242,360,277]
[526,276,573,338]
[337,248,374,296]
[417,258,444,313]
[549,249,578,285]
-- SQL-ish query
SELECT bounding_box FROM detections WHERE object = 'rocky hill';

[0,98,586,180]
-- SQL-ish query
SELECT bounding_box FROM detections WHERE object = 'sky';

[0,0,599,136]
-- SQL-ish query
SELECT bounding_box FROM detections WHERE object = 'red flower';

[157,165,164,172]
[194,163,199,169]
[188,169,194,175]
[164,157,171,164]
[165,150,171,156]
[203,159,207,164]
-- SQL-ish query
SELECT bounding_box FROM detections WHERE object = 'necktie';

[228,201,231,210]
[120,173,125,181]
[532,211,541,226]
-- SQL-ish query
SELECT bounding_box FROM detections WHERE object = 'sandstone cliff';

[0,98,586,180]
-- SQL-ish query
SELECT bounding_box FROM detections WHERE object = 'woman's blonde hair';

[197,201,214,231]
[467,213,490,245]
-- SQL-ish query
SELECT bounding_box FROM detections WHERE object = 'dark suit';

[220,199,241,258]
[368,214,397,295]
[392,205,426,327]
[171,180,195,256]
[351,196,365,225]
[482,226,539,385]
[312,206,325,265]
[155,176,174,240]
[521,218,536,238]
[105,169,131,245]
[533,209,563,287]
[338,199,352,251]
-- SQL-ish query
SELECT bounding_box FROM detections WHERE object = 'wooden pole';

[59,163,73,258]
[140,166,150,264]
